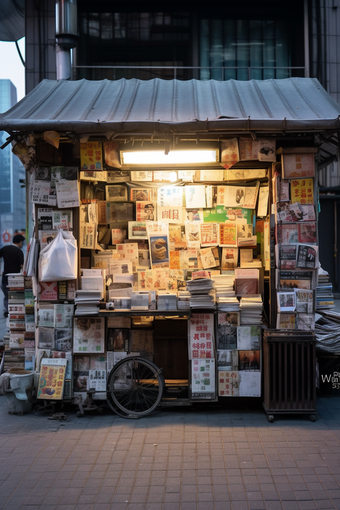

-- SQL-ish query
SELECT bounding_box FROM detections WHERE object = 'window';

[199,16,302,80]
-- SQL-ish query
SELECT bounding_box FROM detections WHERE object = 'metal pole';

[304,0,310,77]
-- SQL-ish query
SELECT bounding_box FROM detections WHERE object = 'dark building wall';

[25,0,56,94]
[75,0,306,81]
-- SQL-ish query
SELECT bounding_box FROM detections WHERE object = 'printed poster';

[221,248,238,270]
[218,371,240,396]
[185,222,201,247]
[157,206,183,223]
[130,188,157,202]
[80,141,103,171]
[39,281,58,301]
[73,318,105,353]
[189,313,214,359]
[103,141,122,168]
[200,223,219,247]
[158,186,183,207]
[191,359,216,399]
[147,223,170,269]
[105,185,128,202]
[136,201,157,221]
[220,138,239,169]
[291,178,314,204]
[37,358,67,400]
[282,153,315,178]
[185,186,206,208]
[219,223,237,247]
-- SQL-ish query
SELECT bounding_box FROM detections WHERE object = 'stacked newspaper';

[157,291,177,310]
[211,273,235,298]
[239,295,263,325]
[74,290,102,315]
[217,297,240,312]
[177,290,191,310]
[316,266,335,310]
[186,278,216,309]
[315,311,340,353]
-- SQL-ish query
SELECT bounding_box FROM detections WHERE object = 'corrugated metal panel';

[0,0,25,42]
[1,77,340,134]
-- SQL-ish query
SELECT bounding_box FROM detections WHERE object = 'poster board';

[37,358,67,400]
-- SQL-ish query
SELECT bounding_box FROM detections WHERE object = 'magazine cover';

[220,138,239,169]
[291,178,314,204]
[128,221,147,240]
[217,350,238,371]
[238,350,260,370]
[282,153,315,178]
[218,370,240,396]
[73,317,105,353]
[219,223,237,247]
[216,323,238,350]
[298,223,317,244]
[102,141,121,169]
[37,358,67,400]
[200,223,219,247]
[146,222,170,269]
[191,359,216,399]
[221,248,238,269]
[185,185,206,208]
[105,185,128,202]
[136,201,157,221]
[80,141,103,171]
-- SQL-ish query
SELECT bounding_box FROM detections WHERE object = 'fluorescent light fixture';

[120,149,219,166]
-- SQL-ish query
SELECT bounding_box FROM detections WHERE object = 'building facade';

[0,80,26,244]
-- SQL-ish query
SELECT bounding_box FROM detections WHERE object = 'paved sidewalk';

[1,394,340,510]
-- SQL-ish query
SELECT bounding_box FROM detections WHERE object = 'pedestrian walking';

[0,234,25,317]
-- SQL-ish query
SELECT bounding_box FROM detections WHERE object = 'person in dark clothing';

[0,234,25,317]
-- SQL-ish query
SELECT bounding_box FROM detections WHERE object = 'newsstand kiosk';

[0,77,338,420]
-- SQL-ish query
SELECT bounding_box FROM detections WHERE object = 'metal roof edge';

[0,118,339,135]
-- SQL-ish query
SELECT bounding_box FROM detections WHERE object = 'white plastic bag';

[39,230,77,282]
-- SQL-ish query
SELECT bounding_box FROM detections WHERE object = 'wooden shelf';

[99,310,191,318]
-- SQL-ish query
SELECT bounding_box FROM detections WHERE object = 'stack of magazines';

[217,297,240,312]
[177,290,191,310]
[315,311,340,353]
[74,290,102,315]
[186,278,216,309]
[157,291,177,310]
[239,295,263,325]
[211,273,235,299]
[316,266,335,310]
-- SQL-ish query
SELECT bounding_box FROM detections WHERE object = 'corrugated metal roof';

[1,77,340,135]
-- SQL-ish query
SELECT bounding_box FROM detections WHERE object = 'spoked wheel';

[107,357,165,417]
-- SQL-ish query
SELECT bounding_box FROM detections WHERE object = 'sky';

[0,37,25,105]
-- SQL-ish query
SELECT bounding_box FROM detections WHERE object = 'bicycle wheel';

[107,357,165,417]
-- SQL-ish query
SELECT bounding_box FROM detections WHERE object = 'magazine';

[136,201,157,221]
[282,153,315,178]
[298,223,317,244]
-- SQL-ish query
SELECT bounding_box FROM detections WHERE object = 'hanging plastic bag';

[39,230,77,282]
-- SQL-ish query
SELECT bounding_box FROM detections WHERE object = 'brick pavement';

[1,395,340,510]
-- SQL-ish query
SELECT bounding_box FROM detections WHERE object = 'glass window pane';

[276,20,290,78]
[101,13,112,40]
[200,13,295,81]
[224,19,236,80]
[249,20,262,80]
[114,13,126,39]
[263,20,275,79]
[200,19,210,80]
[211,19,223,80]
[236,20,249,80]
